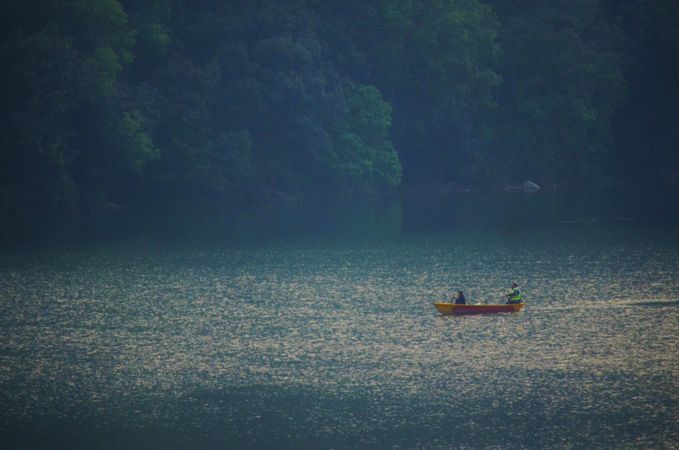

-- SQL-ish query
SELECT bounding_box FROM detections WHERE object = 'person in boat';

[506,282,522,304]
[452,290,466,304]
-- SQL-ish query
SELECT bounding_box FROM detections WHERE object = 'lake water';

[1,193,679,449]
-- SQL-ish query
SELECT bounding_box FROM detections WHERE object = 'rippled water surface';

[1,215,679,448]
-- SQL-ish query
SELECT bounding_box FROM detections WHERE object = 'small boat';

[433,302,525,315]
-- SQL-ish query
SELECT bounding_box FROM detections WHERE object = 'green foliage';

[80,47,122,100]
[118,111,159,173]
[0,4,79,213]
[1,0,677,216]
[604,0,679,179]
[489,0,627,186]
[345,85,393,147]
[0,0,165,212]
[327,85,401,188]
[336,0,503,183]
[62,0,131,48]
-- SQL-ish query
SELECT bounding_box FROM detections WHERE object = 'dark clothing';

[455,293,466,304]
[506,299,521,304]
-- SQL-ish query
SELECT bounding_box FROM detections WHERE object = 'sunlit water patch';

[1,224,679,448]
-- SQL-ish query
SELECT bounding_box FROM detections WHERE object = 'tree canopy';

[0,0,676,216]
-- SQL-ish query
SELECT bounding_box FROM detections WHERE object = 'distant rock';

[522,180,540,193]
[503,180,541,193]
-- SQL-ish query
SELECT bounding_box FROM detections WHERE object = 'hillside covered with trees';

[1,0,678,216]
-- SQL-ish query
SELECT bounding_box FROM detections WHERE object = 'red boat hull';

[433,302,525,315]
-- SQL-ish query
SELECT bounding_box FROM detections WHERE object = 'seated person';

[506,282,522,304]
[452,290,466,304]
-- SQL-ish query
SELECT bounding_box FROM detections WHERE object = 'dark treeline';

[1,0,678,216]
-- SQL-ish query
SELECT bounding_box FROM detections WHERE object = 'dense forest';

[1,0,678,216]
